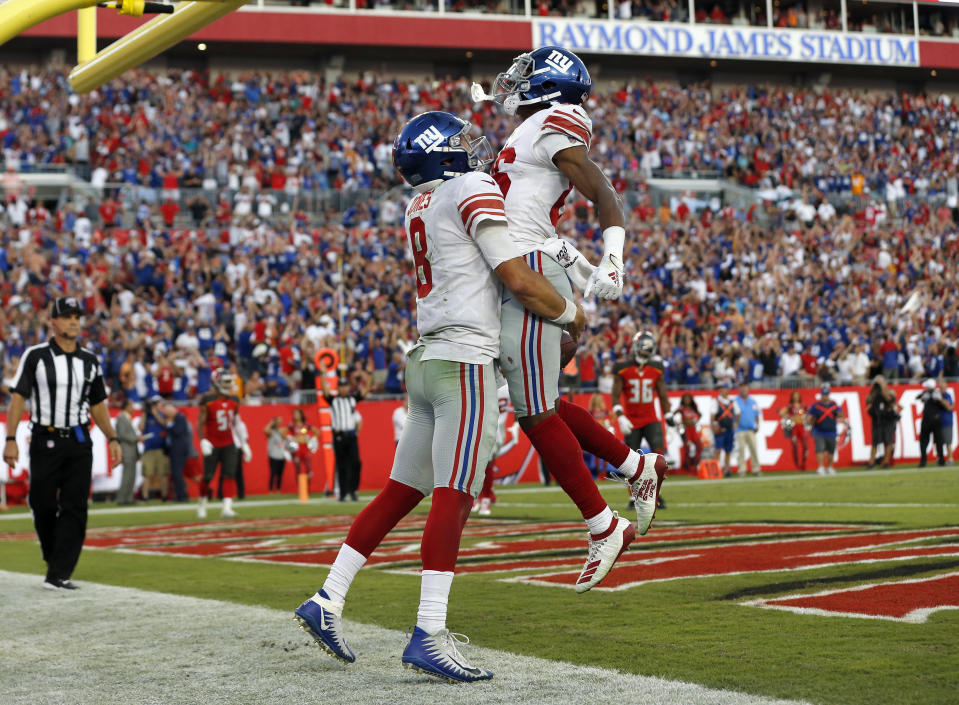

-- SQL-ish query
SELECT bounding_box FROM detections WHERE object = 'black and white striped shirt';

[323,392,361,433]
[11,340,107,428]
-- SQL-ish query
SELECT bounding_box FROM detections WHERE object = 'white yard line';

[0,569,809,705]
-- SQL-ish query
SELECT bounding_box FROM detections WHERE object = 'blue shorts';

[714,430,734,453]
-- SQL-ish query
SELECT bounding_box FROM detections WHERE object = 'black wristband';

[108,438,119,443]
[5,436,15,442]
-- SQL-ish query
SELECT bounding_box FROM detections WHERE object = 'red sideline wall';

[1,382,955,500]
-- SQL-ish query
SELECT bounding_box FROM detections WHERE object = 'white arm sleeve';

[474,220,521,271]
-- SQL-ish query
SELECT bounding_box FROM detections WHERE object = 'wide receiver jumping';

[473,46,667,557]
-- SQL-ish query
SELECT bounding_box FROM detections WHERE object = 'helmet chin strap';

[413,178,443,193]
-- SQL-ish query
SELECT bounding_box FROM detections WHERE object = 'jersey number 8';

[407,216,433,297]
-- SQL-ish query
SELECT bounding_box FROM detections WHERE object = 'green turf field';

[2,466,957,705]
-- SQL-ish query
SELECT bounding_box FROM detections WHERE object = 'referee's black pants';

[918,420,945,466]
[28,432,92,582]
[333,431,361,499]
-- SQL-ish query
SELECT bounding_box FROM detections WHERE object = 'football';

[560,331,578,369]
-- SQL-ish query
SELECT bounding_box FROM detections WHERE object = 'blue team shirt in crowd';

[142,415,167,451]
[943,393,954,428]
[735,395,760,432]
[808,400,841,437]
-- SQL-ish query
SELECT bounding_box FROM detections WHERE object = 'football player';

[196,369,247,518]
[295,111,587,684]
[474,46,667,546]
[612,331,669,508]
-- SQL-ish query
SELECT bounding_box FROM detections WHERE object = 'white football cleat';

[575,513,635,593]
[197,497,207,519]
[613,452,668,535]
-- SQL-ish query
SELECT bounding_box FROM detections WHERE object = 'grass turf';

[1,466,956,705]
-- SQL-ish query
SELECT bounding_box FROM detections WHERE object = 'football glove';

[200,438,214,457]
[241,443,252,463]
[617,415,634,435]
[584,254,624,300]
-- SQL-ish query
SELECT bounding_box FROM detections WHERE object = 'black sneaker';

[43,578,79,591]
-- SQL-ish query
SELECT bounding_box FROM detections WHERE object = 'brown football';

[560,331,578,369]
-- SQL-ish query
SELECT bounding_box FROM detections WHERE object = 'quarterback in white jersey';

[404,169,509,365]
[294,111,585,684]
[472,46,669,581]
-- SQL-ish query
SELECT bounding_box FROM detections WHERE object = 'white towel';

[538,238,596,293]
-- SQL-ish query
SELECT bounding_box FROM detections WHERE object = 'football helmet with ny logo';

[393,111,494,192]
[471,45,592,116]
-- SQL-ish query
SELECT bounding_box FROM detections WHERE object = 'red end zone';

[744,572,959,623]
[8,519,955,620]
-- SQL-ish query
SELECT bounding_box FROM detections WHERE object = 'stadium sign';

[533,19,919,67]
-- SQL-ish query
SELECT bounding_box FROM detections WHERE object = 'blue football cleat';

[294,590,355,663]
[401,626,493,683]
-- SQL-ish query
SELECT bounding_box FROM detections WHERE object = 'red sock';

[525,413,607,520]
[421,487,473,572]
[221,477,236,499]
[558,399,629,468]
[199,480,210,499]
[346,479,424,558]
[479,465,495,501]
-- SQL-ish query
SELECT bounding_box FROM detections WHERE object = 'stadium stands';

[1,67,957,403]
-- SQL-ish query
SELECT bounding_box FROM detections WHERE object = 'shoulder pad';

[540,104,593,147]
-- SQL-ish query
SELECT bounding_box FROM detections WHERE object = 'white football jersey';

[404,171,515,365]
[490,103,593,255]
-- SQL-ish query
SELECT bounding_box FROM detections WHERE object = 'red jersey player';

[196,369,242,519]
[611,331,669,509]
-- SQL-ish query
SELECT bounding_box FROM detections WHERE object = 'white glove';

[282,450,292,462]
[618,415,634,435]
[584,254,624,300]
[241,443,252,463]
[200,438,214,457]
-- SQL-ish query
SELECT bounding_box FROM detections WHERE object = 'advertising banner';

[533,19,920,67]
[1,382,953,502]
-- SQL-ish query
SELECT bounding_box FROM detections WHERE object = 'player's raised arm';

[552,145,626,301]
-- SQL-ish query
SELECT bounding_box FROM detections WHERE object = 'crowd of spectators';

[1,67,958,403]
[276,0,958,35]
[5,68,959,210]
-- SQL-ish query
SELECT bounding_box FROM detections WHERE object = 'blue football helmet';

[490,46,592,115]
[392,111,493,191]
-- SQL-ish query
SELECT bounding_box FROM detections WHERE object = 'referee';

[318,363,369,502]
[2,297,122,590]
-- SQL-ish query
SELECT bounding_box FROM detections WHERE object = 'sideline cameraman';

[917,379,947,467]
[866,375,900,469]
